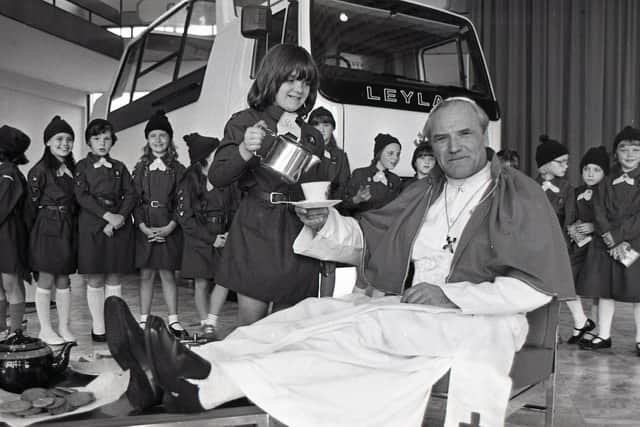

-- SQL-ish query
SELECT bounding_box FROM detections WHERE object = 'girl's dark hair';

[133,138,179,172]
[247,44,319,116]
[85,119,118,145]
[39,146,75,174]
[183,158,210,223]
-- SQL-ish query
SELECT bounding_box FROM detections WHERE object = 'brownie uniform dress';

[27,161,77,274]
[342,164,403,217]
[564,184,597,291]
[133,157,185,270]
[75,153,137,274]
[537,176,572,227]
[177,172,238,279]
[209,105,328,305]
[580,166,640,302]
[0,162,29,275]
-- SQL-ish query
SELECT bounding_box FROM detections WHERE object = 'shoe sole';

[105,296,160,411]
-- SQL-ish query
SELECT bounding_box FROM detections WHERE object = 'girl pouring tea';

[209,45,329,325]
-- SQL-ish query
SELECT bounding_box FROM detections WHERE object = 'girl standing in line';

[75,119,137,342]
[133,111,187,338]
[535,135,595,342]
[209,44,328,326]
[580,126,640,355]
[564,146,609,344]
[0,125,30,339]
[28,116,78,344]
[178,133,237,339]
[341,133,403,218]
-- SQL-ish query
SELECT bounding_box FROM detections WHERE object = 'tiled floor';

[16,275,640,426]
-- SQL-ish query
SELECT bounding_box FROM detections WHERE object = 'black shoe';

[567,318,596,344]
[636,343,640,357]
[105,296,163,411]
[168,322,190,340]
[91,330,107,342]
[145,315,211,413]
[580,336,612,350]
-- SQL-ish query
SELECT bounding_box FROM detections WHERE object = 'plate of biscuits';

[0,370,129,427]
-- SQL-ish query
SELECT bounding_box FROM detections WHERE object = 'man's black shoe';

[145,315,211,413]
[105,296,163,411]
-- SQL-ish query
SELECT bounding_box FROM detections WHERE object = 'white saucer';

[289,199,342,209]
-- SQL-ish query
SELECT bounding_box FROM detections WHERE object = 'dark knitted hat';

[183,133,220,165]
[411,141,433,171]
[580,146,610,176]
[44,115,74,142]
[0,125,31,164]
[613,126,640,152]
[145,110,173,138]
[535,134,568,168]
[85,118,117,145]
[373,133,401,159]
[308,107,336,128]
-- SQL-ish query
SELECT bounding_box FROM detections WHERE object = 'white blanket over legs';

[189,295,529,427]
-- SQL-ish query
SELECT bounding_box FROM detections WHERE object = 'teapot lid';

[0,330,48,353]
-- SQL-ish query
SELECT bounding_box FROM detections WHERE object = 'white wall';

[0,70,86,175]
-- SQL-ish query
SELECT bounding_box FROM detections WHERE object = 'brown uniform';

[74,153,137,274]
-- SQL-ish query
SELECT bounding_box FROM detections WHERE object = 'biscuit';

[0,399,32,413]
[21,388,54,402]
[66,391,95,409]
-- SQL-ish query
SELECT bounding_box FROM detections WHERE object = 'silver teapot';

[260,132,321,184]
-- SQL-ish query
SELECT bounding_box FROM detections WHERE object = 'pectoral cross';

[442,235,457,253]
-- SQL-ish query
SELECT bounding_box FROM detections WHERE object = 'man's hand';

[401,282,459,308]
[295,206,329,232]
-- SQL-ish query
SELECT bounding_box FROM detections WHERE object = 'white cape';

[191,295,529,427]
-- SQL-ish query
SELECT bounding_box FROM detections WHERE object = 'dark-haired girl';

[178,133,237,339]
[133,111,187,337]
[342,133,403,217]
[209,44,329,325]
[75,119,137,342]
[28,116,78,344]
[0,125,31,338]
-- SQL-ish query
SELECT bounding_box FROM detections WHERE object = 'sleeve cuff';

[293,208,363,265]
[440,277,552,315]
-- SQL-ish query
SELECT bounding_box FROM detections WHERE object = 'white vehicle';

[97,0,500,176]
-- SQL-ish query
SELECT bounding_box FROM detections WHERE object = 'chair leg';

[544,350,558,426]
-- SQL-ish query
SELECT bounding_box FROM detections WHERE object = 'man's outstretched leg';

[145,315,212,413]
[104,296,163,411]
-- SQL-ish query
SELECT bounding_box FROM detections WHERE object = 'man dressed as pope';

[105,97,575,427]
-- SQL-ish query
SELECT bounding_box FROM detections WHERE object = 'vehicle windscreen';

[310,0,498,118]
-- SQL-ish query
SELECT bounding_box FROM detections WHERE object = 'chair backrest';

[521,298,559,350]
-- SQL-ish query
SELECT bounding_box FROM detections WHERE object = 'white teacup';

[301,181,331,201]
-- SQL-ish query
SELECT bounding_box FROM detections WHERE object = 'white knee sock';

[87,286,106,334]
[105,284,122,299]
[205,314,218,327]
[597,299,615,340]
[56,288,75,342]
[566,298,588,332]
[35,288,54,333]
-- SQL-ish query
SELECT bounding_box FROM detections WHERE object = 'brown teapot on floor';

[0,330,76,393]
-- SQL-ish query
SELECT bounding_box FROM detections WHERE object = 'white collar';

[149,157,167,171]
[93,157,112,168]
[445,163,491,192]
